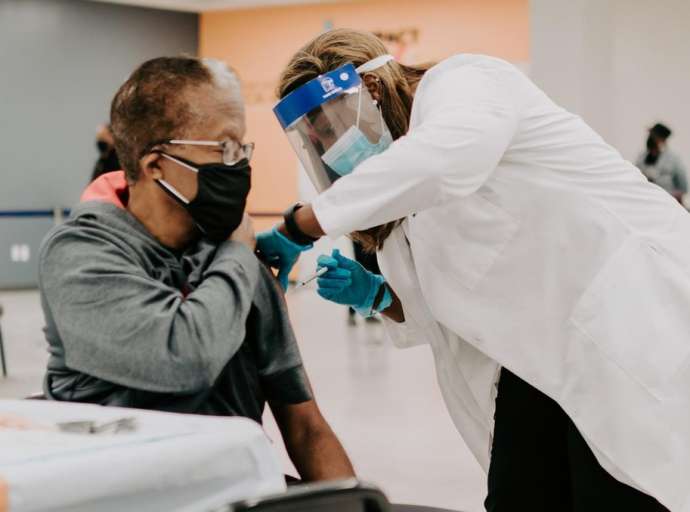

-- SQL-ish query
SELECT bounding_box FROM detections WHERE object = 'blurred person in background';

[636,123,687,204]
[91,123,121,181]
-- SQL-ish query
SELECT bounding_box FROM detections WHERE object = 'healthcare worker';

[257,29,690,511]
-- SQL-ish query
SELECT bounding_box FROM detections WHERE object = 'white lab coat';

[312,54,690,511]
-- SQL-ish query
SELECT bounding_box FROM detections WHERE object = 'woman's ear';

[140,152,163,181]
[363,74,382,103]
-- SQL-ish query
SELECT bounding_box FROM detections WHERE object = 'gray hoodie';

[39,200,311,422]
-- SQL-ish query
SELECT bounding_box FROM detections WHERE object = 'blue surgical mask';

[321,125,393,176]
[321,79,394,177]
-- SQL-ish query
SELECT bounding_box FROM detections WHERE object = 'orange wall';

[200,0,529,229]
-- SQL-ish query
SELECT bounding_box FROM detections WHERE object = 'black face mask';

[156,154,251,243]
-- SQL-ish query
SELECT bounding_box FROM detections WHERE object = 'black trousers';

[485,369,669,512]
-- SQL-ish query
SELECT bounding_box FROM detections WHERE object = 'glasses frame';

[162,139,255,165]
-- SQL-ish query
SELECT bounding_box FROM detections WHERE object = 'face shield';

[274,55,395,193]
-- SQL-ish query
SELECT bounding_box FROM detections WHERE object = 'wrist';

[283,203,319,246]
[354,273,386,318]
[372,282,392,312]
[273,226,312,252]
[373,283,393,313]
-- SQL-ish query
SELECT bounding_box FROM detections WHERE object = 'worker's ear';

[139,152,163,181]
[363,74,382,103]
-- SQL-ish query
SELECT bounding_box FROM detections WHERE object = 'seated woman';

[38,56,354,482]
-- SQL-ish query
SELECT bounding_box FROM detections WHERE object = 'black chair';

[221,480,462,512]
[0,303,6,377]
[392,506,460,512]
[223,480,390,512]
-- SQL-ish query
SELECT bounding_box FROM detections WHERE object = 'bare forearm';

[272,400,355,482]
[285,424,355,482]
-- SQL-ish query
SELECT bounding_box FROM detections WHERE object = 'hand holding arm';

[40,231,261,393]
[255,205,324,290]
[255,227,311,290]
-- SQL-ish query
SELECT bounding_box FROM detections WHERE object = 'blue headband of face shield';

[273,55,395,129]
[274,63,360,129]
[274,55,395,181]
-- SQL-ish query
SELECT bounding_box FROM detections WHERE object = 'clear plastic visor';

[283,85,392,192]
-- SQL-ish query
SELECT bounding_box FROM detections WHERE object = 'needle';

[295,267,328,289]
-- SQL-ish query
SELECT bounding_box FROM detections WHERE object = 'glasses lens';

[243,143,255,162]
[223,142,236,165]
[222,141,254,164]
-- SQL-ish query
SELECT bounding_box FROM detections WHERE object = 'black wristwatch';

[283,203,319,246]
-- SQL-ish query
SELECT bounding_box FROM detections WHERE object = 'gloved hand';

[316,249,390,317]
[256,227,312,290]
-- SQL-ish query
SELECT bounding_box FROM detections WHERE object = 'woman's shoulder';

[427,54,519,79]
[418,54,522,95]
[413,54,523,112]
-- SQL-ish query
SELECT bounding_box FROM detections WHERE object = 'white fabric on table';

[0,400,285,512]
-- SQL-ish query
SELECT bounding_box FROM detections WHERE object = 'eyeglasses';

[161,139,255,165]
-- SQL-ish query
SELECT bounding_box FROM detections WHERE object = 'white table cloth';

[0,400,285,512]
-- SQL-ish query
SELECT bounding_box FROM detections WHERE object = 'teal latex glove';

[256,227,312,290]
[316,249,391,317]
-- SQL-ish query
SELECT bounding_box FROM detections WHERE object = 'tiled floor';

[0,287,486,511]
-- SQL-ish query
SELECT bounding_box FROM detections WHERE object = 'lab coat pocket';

[410,192,519,291]
[570,235,690,401]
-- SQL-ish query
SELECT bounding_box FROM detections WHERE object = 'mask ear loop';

[155,153,209,236]
[157,179,190,205]
[156,152,198,205]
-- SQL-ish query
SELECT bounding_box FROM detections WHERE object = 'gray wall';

[0,0,198,287]
[530,0,690,166]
